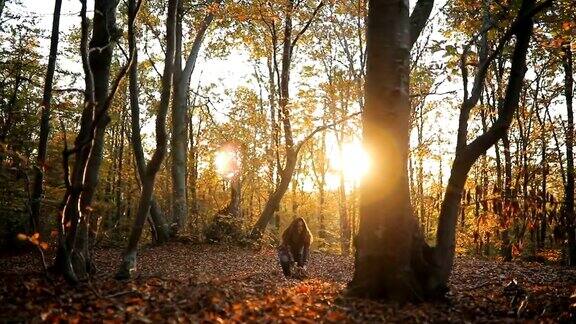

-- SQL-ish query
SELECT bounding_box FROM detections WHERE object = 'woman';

[278,217,313,278]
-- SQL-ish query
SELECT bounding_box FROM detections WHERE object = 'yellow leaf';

[17,233,28,241]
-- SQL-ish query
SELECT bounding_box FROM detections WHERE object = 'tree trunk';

[117,0,178,279]
[250,0,323,237]
[188,113,200,232]
[563,43,576,265]
[252,152,297,236]
[54,0,119,283]
[127,0,170,243]
[434,0,534,292]
[336,138,351,255]
[31,0,62,235]
[170,6,214,236]
[114,105,126,223]
[348,0,416,301]
[0,0,5,23]
[220,176,241,217]
[417,104,425,230]
[501,132,513,261]
[171,0,187,234]
[537,107,547,249]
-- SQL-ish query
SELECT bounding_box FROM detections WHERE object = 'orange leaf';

[39,242,49,250]
[17,233,28,241]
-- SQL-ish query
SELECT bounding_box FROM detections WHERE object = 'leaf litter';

[1,242,575,322]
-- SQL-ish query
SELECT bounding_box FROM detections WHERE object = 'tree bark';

[434,0,534,292]
[501,132,513,261]
[348,0,416,301]
[117,0,178,279]
[0,0,5,26]
[170,6,215,236]
[54,0,121,283]
[31,0,62,235]
[563,43,576,265]
[127,0,170,243]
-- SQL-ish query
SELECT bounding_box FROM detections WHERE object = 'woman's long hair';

[281,217,313,247]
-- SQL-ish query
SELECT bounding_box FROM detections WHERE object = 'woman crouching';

[278,217,312,278]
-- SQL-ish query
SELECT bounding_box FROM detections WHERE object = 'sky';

[10,0,567,193]
[9,0,460,190]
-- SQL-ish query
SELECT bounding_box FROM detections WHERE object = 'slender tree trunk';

[537,108,547,249]
[252,153,298,235]
[0,0,5,23]
[188,113,200,231]
[117,0,178,279]
[171,0,187,234]
[31,0,62,235]
[501,133,513,261]
[318,182,326,243]
[170,5,214,236]
[336,139,351,255]
[251,0,323,237]
[116,107,126,217]
[417,105,425,229]
[127,0,170,243]
[563,44,576,265]
[434,0,534,291]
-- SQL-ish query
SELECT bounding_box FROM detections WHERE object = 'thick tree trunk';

[31,0,62,235]
[348,0,416,301]
[54,0,119,283]
[117,0,178,279]
[563,44,576,265]
[219,176,241,217]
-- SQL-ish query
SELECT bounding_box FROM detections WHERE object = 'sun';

[329,141,371,185]
[215,147,239,179]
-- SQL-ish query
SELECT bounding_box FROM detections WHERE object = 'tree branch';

[295,111,361,154]
[409,0,434,48]
[290,1,324,49]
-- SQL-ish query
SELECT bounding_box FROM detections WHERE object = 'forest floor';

[1,242,576,323]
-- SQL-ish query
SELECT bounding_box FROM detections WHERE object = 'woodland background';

[0,0,576,314]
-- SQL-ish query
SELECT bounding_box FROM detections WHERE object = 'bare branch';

[295,111,361,154]
[290,1,324,49]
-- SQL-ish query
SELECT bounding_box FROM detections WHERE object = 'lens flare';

[215,147,239,178]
